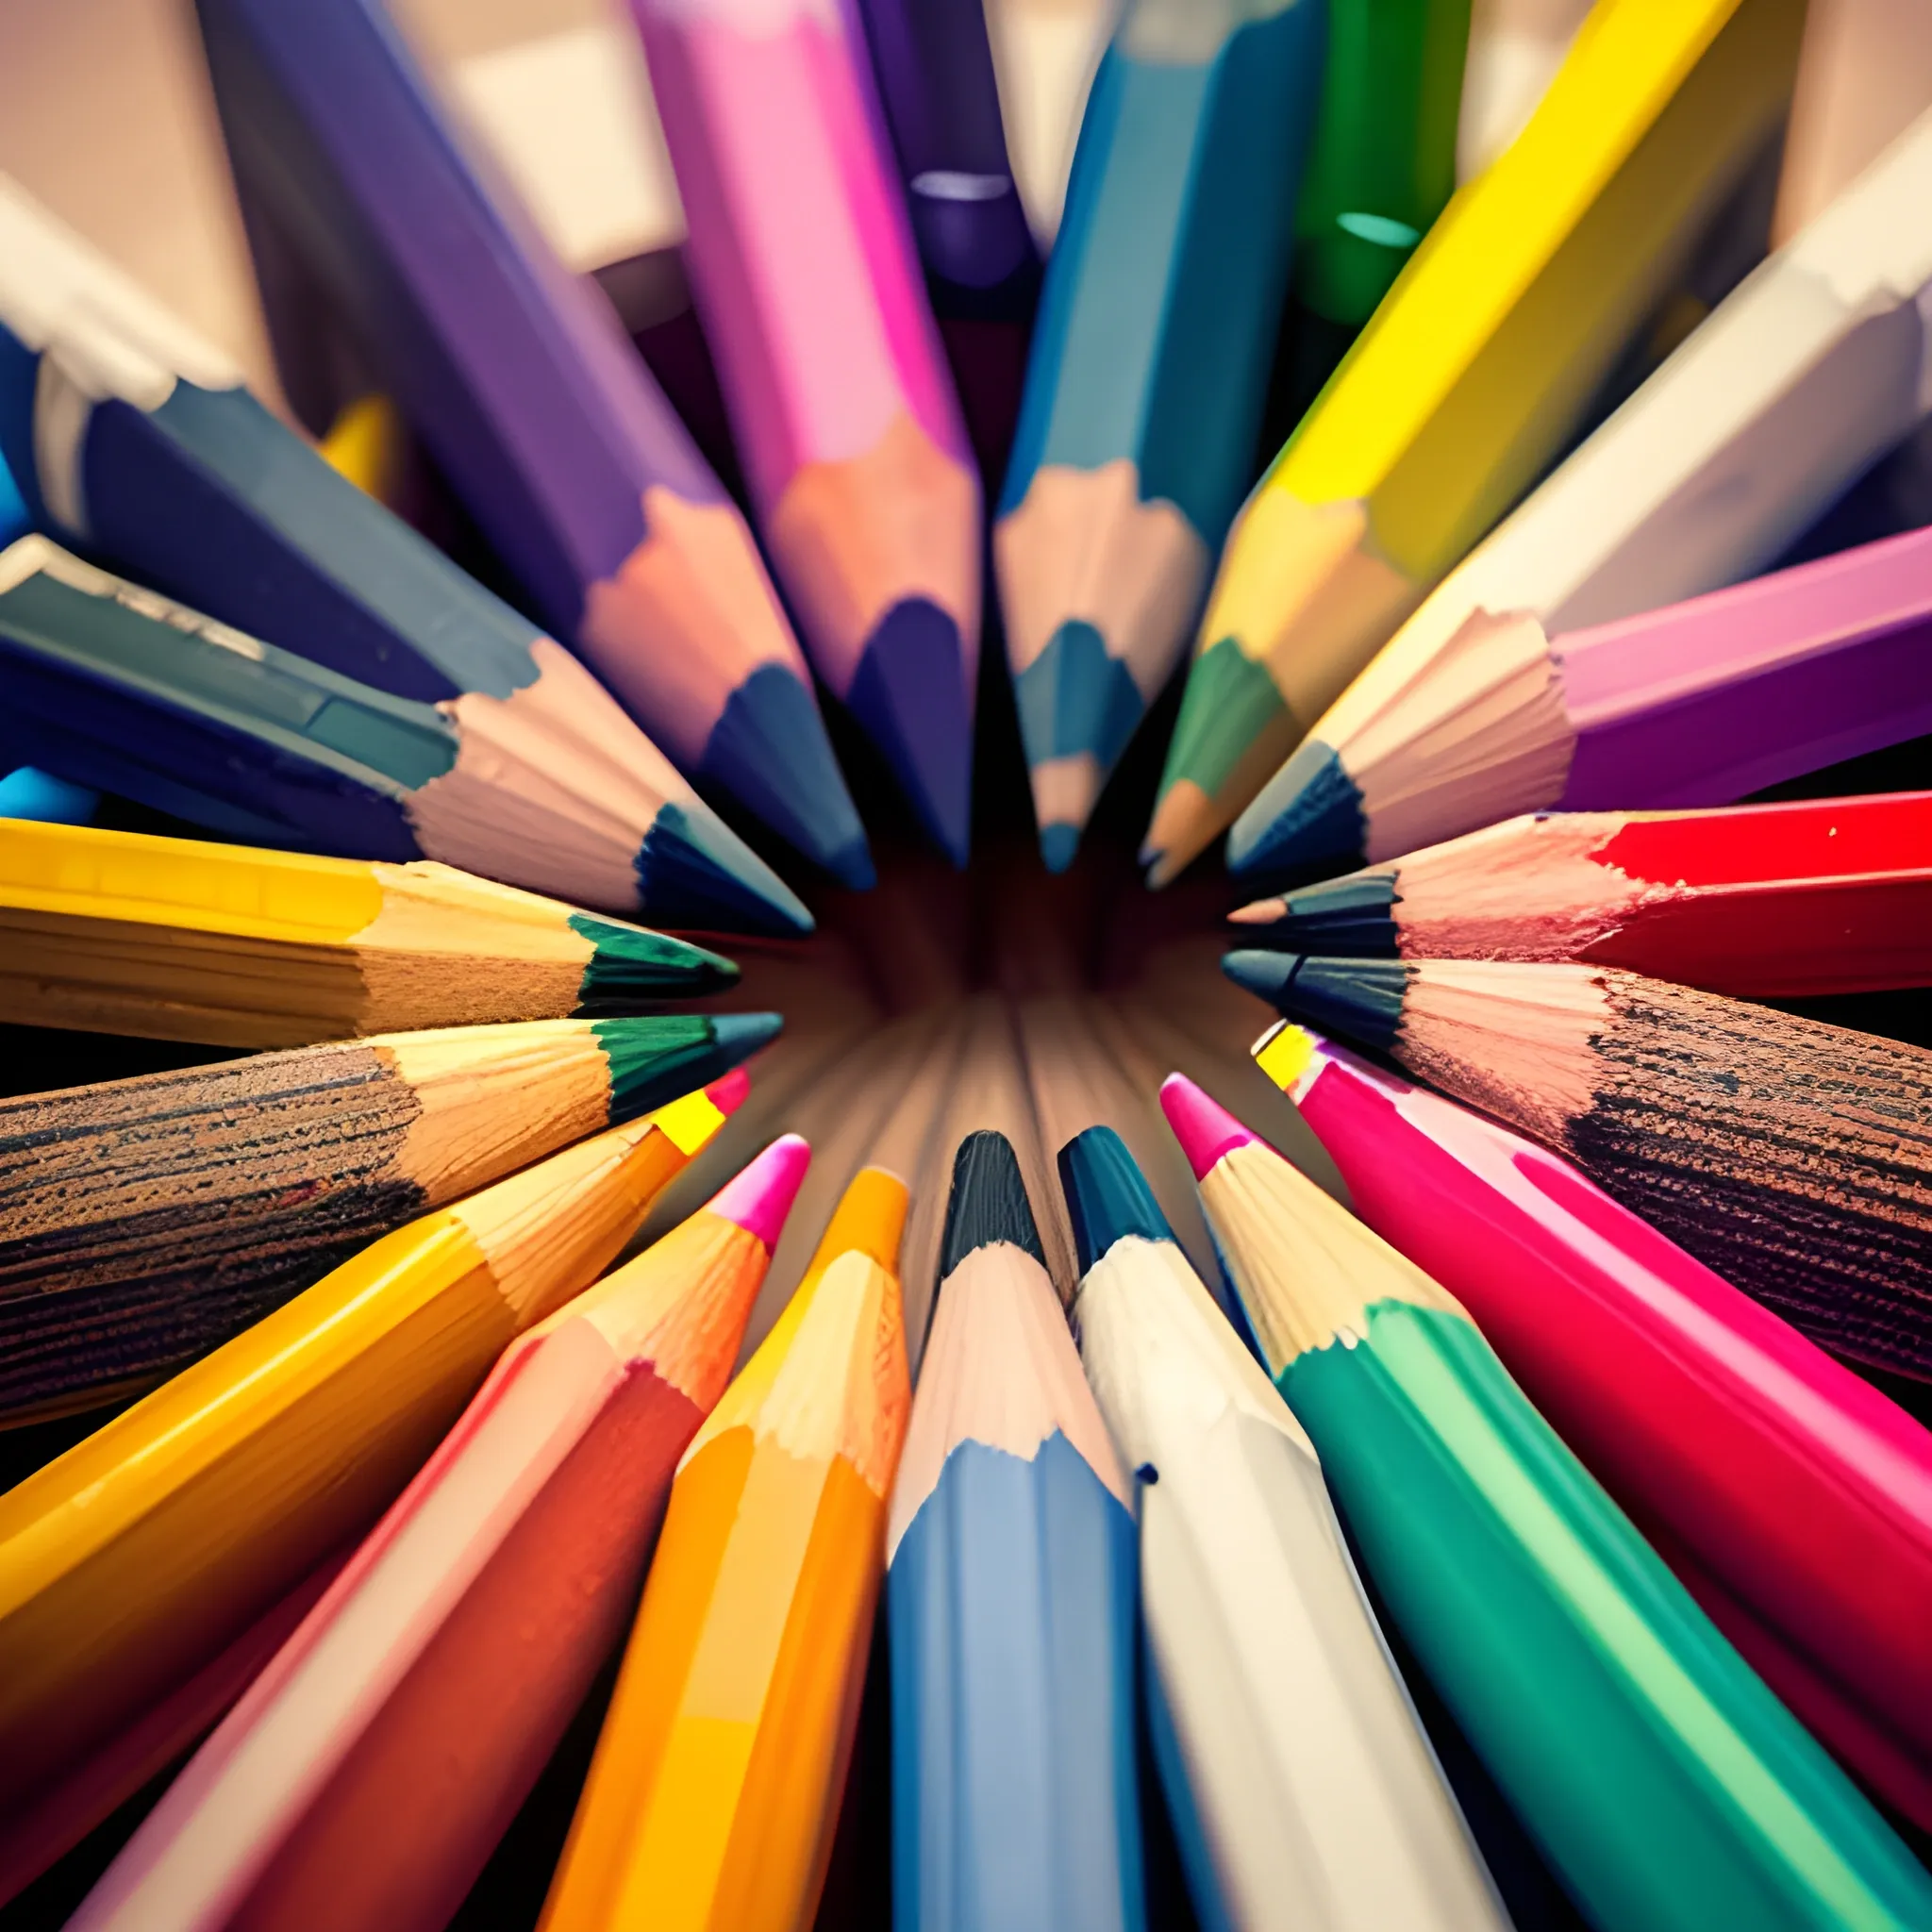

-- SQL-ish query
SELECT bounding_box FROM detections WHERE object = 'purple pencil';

[193,0,873,889]
[854,0,1037,306]
[1230,521,1932,870]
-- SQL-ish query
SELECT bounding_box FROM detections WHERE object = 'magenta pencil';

[1231,514,1932,877]
[72,1139,810,1932]
[1254,1023,1932,1827]
[628,0,984,864]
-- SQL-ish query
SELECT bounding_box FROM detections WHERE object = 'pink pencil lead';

[708,1136,812,1251]
[1158,1074,1258,1181]
[704,1067,753,1115]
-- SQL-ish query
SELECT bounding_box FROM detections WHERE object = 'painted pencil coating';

[0,1079,740,1823]
[1232,111,1932,880]
[1164,1074,1932,1932]
[191,0,870,887]
[856,0,1036,297]
[1144,0,1807,885]
[1256,1024,1932,1824]
[541,1164,911,1932]
[72,1136,810,1932]
[631,0,983,864]
[997,0,1324,871]
[0,1011,780,1423]
[0,818,739,1048]
[1227,795,1932,995]
[1059,1125,1506,1932]
[888,1132,1143,1932]
[1293,0,1471,326]
[1229,954,1932,1378]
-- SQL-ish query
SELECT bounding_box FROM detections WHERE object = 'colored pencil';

[0,1076,741,1839]
[1224,953,1932,1378]
[854,0,1038,303]
[0,765,94,824]
[1256,1022,1932,1827]
[0,1009,780,1424]
[0,1551,346,1911]
[627,0,984,866]
[0,532,808,931]
[1228,793,1932,998]
[1242,519,1932,876]
[0,818,738,1049]
[0,184,810,908]
[1772,0,1932,242]
[1294,0,1472,328]
[888,1131,1143,1932]
[72,1136,811,1932]
[1141,0,1807,885]
[1229,113,1932,881]
[1453,0,1591,179]
[191,0,872,891]
[1059,1124,1508,1931]
[995,0,1324,872]
[1163,1073,1932,1932]
[541,1166,910,1932]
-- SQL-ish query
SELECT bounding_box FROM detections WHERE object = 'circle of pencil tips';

[0,1074,746,1907]
[0,819,741,1049]
[1161,1073,1932,1932]
[0,1010,781,1424]
[1221,951,1932,1379]
[1254,1020,1932,1830]
[65,1135,811,1932]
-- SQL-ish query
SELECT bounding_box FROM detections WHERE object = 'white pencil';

[1058,1124,1507,1932]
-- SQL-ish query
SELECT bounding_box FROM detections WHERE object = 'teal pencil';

[995,0,1325,871]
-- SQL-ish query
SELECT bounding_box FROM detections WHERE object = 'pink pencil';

[72,1138,811,1932]
[628,0,983,863]
[1254,1023,1932,1827]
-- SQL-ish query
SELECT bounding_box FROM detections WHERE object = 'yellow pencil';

[1143,0,1807,883]
[0,818,735,1048]
[541,1166,911,1932]
[0,1077,742,1835]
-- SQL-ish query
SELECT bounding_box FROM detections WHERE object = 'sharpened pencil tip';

[593,1010,779,1121]
[708,1133,811,1250]
[704,1066,753,1116]
[708,1010,784,1060]
[939,1131,1045,1278]
[1227,738,1367,882]
[635,801,814,937]
[700,663,874,888]
[1039,822,1080,874]
[824,836,877,891]
[572,914,740,1002]
[1158,1074,1259,1181]
[1058,1127,1174,1276]
[846,597,974,867]
[1223,950,1408,1049]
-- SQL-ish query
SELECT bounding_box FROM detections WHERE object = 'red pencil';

[1228,792,1932,997]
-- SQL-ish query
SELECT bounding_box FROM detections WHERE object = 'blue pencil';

[190,0,872,888]
[887,1130,1145,1932]
[0,533,808,930]
[995,0,1325,871]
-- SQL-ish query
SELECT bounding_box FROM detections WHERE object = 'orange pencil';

[541,1167,911,1932]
